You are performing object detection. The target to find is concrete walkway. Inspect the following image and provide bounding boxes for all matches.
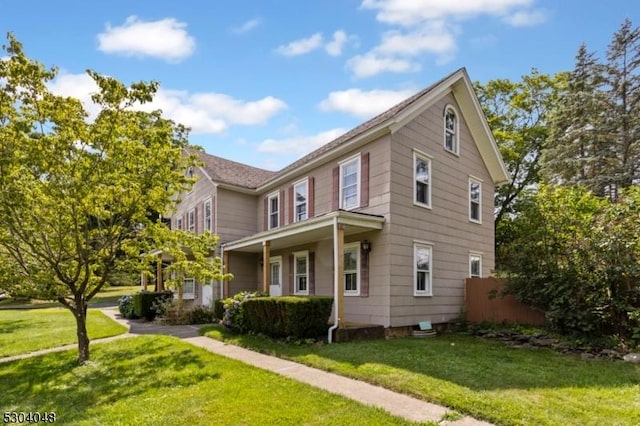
[2,307,492,425]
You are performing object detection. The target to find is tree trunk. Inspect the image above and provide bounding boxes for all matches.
[73,302,90,364]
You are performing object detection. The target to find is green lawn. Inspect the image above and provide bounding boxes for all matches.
[0,285,141,309]
[0,308,127,357]
[203,326,640,426]
[0,336,414,426]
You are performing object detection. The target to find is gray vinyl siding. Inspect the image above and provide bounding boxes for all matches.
[216,188,258,243]
[387,92,495,327]
[227,252,260,294]
[172,166,216,233]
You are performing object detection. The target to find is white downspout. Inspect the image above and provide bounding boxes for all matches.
[220,245,225,299]
[328,216,339,343]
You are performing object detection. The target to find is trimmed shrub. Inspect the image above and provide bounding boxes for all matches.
[243,296,333,338]
[186,305,217,324]
[133,290,173,321]
[118,294,138,319]
[222,291,264,333]
[213,299,225,321]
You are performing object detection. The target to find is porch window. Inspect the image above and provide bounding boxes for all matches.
[444,105,459,154]
[340,156,360,210]
[188,208,195,232]
[414,243,432,296]
[470,253,482,278]
[293,251,309,295]
[183,277,195,299]
[294,180,308,222]
[469,177,482,223]
[268,192,280,230]
[344,242,360,296]
[414,150,431,208]
[203,198,212,232]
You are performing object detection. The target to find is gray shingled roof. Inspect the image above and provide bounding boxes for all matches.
[192,149,276,189]
[194,69,461,190]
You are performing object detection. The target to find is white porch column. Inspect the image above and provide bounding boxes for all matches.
[262,240,270,294]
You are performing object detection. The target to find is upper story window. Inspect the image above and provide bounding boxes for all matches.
[188,208,195,232]
[413,150,432,208]
[469,253,482,278]
[203,199,212,232]
[469,177,482,223]
[344,242,361,296]
[176,217,183,231]
[293,251,309,295]
[340,155,360,210]
[414,243,433,296]
[444,105,459,154]
[294,180,308,222]
[268,192,280,230]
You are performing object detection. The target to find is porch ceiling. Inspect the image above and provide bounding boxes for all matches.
[222,210,385,253]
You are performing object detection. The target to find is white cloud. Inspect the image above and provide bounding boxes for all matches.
[258,128,347,156]
[503,9,547,27]
[232,18,262,35]
[360,0,533,26]
[325,30,349,56]
[275,33,324,56]
[97,16,196,62]
[376,25,456,56]
[347,53,419,79]
[48,72,287,134]
[319,88,415,119]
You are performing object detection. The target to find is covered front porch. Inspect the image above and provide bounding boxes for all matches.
[221,210,385,333]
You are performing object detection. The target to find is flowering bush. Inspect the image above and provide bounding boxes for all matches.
[118,295,138,319]
[222,291,265,333]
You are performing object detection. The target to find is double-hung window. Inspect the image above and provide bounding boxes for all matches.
[344,242,360,296]
[203,199,212,232]
[469,253,482,278]
[188,209,195,232]
[340,156,360,210]
[294,180,308,222]
[293,251,309,295]
[469,177,482,223]
[268,193,279,230]
[176,217,183,230]
[444,106,459,154]
[414,150,431,208]
[414,243,432,296]
[183,277,195,299]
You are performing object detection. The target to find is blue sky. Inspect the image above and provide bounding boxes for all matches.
[2,0,638,170]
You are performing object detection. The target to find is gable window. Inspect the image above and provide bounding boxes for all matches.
[294,180,308,222]
[414,243,432,296]
[176,217,183,231]
[340,156,360,210]
[203,199,212,232]
[413,150,432,208]
[344,242,361,296]
[293,251,309,295]
[470,253,482,278]
[188,209,195,232]
[444,105,459,154]
[268,193,280,230]
[469,177,482,223]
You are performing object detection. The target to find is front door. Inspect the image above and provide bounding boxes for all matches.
[269,257,282,296]
[202,281,213,306]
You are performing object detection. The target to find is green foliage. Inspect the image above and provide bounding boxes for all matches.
[213,298,225,320]
[133,291,173,321]
[243,296,334,338]
[185,305,217,324]
[221,291,266,333]
[502,185,640,337]
[117,295,138,319]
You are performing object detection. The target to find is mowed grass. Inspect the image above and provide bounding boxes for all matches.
[0,336,413,426]
[0,308,127,357]
[0,285,141,309]
[203,326,640,426]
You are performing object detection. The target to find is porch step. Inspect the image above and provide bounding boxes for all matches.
[332,323,385,342]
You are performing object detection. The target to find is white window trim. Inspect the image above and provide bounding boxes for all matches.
[293,179,309,223]
[182,277,195,300]
[413,149,432,209]
[339,154,361,211]
[293,250,309,296]
[443,104,459,155]
[343,242,361,296]
[267,192,280,230]
[203,198,212,232]
[187,208,196,232]
[414,243,433,297]
[269,256,283,287]
[176,217,183,231]
[469,252,483,278]
[469,177,482,224]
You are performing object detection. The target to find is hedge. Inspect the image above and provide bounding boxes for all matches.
[242,296,333,338]
[133,290,173,321]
